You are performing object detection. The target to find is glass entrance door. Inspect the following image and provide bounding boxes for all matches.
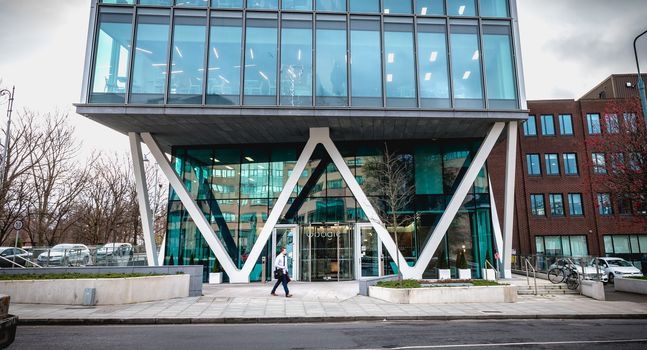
[300,224,354,281]
[355,223,383,278]
[272,225,298,281]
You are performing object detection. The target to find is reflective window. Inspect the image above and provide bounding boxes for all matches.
[350,0,380,13]
[549,193,564,216]
[526,154,540,175]
[447,0,476,16]
[450,23,483,108]
[384,21,416,107]
[350,18,382,107]
[175,0,209,6]
[139,0,172,5]
[212,0,243,8]
[316,0,346,12]
[315,15,348,106]
[207,13,242,105]
[563,153,578,175]
[282,0,312,10]
[568,193,583,216]
[624,112,638,132]
[592,153,606,174]
[383,0,412,14]
[559,114,573,135]
[483,24,516,109]
[130,12,170,104]
[540,114,554,135]
[545,153,559,175]
[280,16,313,106]
[530,194,544,216]
[417,22,450,108]
[240,150,270,198]
[416,0,445,16]
[587,113,601,134]
[480,0,509,17]
[523,115,536,136]
[102,0,134,3]
[90,10,132,103]
[169,13,207,104]
[605,114,620,134]
[597,193,613,215]
[244,15,278,105]
[247,0,278,9]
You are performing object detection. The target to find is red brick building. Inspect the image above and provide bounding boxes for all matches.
[490,74,647,270]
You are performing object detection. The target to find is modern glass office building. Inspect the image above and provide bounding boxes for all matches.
[77,0,527,283]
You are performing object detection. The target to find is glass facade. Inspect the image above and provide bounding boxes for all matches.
[89,1,520,109]
[536,235,588,257]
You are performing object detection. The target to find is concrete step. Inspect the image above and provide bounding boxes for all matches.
[518,289,579,295]
[516,285,571,290]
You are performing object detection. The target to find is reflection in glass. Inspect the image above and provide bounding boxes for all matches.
[247,0,278,9]
[315,16,348,106]
[102,0,134,3]
[239,199,268,268]
[90,11,132,103]
[175,0,209,6]
[416,0,444,15]
[207,15,242,105]
[480,0,509,17]
[130,13,170,104]
[447,0,476,16]
[384,22,417,107]
[383,0,412,14]
[282,0,312,10]
[483,25,517,109]
[417,23,450,108]
[210,148,240,199]
[350,18,382,107]
[450,23,483,109]
[211,0,243,7]
[240,150,270,198]
[315,0,346,12]
[280,18,313,106]
[350,0,379,13]
[139,0,172,5]
[270,147,298,198]
[169,14,206,104]
[244,16,278,105]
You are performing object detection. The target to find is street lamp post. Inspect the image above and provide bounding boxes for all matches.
[0,86,15,186]
[634,30,647,125]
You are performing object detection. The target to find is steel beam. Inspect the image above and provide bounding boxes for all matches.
[502,121,518,278]
[129,133,158,266]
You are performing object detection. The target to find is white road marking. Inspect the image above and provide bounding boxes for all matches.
[347,338,647,350]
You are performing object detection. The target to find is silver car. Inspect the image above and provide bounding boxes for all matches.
[37,244,91,266]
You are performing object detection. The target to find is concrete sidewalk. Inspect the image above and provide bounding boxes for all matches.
[11,278,647,325]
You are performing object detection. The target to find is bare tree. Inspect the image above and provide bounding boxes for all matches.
[363,144,415,281]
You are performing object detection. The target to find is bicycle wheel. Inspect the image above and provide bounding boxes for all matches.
[566,271,580,290]
[548,268,565,284]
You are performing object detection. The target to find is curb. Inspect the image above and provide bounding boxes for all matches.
[17,313,647,325]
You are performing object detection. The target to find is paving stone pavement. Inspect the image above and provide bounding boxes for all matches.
[10,278,647,324]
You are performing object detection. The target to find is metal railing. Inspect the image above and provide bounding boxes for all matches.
[523,257,538,295]
[1,245,156,269]
[483,259,498,280]
[512,255,607,282]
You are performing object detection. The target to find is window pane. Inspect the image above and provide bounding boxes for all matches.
[447,0,475,16]
[244,16,278,105]
[282,0,312,10]
[613,236,630,254]
[350,0,380,13]
[450,24,483,108]
[212,0,243,8]
[139,1,172,6]
[417,0,445,15]
[561,236,571,256]
[544,236,561,255]
[168,14,206,104]
[531,194,544,216]
[587,113,601,134]
[102,0,134,3]
[603,236,614,253]
[605,114,620,134]
[535,236,544,254]
[384,22,416,107]
[549,194,564,216]
[247,0,278,9]
[568,193,583,216]
[526,154,540,175]
[570,236,588,256]
[523,116,537,136]
[545,154,559,175]
[211,148,241,199]
[90,11,132,103]
[315,0,346,12]
[639,236,647,254]
[350,18,382,107]
[207,15,242,105]
[563,153,578,175]
[483,25,516,109]
[280,18,313,106]
[418,23,450,108]
[383,0,412,14]
[559,114,573,135]
[240,150,269,198]
[541,115,555,135]
[315,16,348,106]
[480,0,509,17]
[592,153,606,174]
[597,193,612,215]
[176,0,209,6]
[624,112,638,133]
[415,145,443,194]
[130,13,170,104]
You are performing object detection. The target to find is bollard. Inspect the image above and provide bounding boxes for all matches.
[261,256,267,283]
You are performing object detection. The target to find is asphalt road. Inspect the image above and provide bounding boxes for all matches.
[8,319,647,350]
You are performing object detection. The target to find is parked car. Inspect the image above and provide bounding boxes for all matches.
[95,243,132,265]
[37,244,91,266]
[0,247,33,268]
[549,259,608,283]
[592,257,644,283]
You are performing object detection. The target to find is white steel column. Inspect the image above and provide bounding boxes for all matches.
[488,176,504,268]
[129,133,158,266]
[502,121,518,278]
[409,122,505,279]
[141,133,243,281]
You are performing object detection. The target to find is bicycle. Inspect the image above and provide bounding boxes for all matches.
[547,258,580,290]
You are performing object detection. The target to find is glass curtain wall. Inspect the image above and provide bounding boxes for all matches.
[383,0,412,14]
[450,21,483,109]
[90,8,132,103]
[315,15,348,106]
[176,0,210,6]
[140,0,172,4]
[447,0,476,16]
[212,0,243,8]
[283,0,312,10]
[417,20,450,108]
[129,10,170,104]
[384,20,417,107]
[247,0,278,9]
[483,23,516,109]
[207,12,243,105]
[168,11,207,104]
[316,0,346,12]
[350,17,382,107]
[480,0,509,17]
[280,15,313,106]
[350,0,380,13]
[416,0,445,16]
[244,13,278,105]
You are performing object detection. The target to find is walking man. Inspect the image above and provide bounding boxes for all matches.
[271,247,292,297]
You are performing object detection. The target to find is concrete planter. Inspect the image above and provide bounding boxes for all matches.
[482,269,496,281]
[579,280,605,300]
[615,277,647,295]
[458,269,471,280]
[369,285,517,304]
[438,269,451,280]
[209,272,223,284]
[0,274,190,305]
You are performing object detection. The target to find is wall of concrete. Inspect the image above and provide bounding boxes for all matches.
[369,285,518,304]
[615,278,647,295]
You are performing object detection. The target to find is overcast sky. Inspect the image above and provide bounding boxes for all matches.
[0,0,646,156]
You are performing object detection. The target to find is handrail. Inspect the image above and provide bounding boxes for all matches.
[484,259,497,280]
[15,255,42,268]
[0,255,26,268]
[523,257,538,295]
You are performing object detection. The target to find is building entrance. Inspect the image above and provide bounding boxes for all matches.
[300,224,354,281]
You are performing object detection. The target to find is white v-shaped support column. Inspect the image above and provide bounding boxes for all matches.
[488,176,504,264]
[129,133,158,266]
[502,121,518,278]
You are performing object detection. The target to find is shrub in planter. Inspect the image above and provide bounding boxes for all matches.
[437,252,451,280]
[457,250,471,280]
